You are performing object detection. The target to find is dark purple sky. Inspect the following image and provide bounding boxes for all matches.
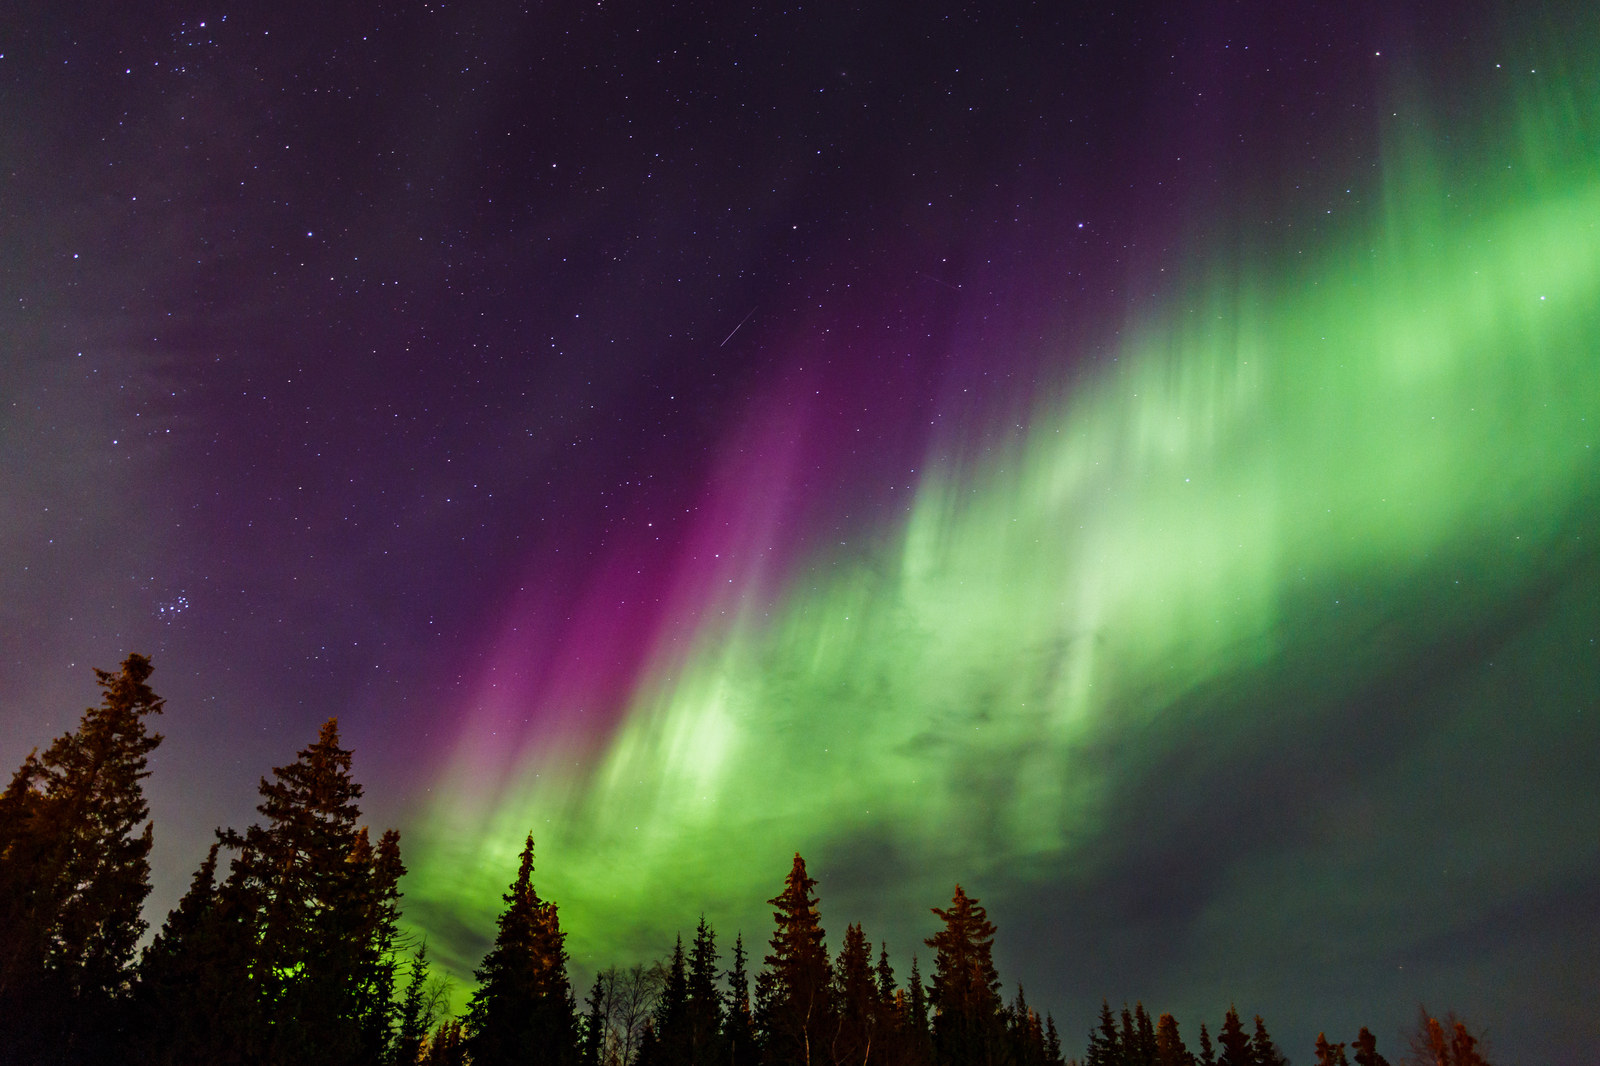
[3,2,1597,1062]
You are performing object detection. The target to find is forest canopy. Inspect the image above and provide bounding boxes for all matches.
[0,658,1490,1066]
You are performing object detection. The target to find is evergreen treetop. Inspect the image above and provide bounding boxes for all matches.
[1216,1008,1252,1066]
[755,853,833,1066]
[466,833,577,1066]
[925,885,1003,1066]
[1251,1016,1288,1066]
[1083,1001,1120,1066]
[0,654,165,1062]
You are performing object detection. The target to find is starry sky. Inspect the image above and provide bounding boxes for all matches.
[2,0,1598,1061]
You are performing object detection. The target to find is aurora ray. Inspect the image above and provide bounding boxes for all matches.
[404,31,1600,1022]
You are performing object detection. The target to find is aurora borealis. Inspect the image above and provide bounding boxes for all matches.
[2,0,1597,1060]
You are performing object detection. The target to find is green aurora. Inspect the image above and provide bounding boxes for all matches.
[406,58,1600,998]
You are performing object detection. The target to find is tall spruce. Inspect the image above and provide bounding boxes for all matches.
[1083,1001,1120,1066]
[134,842,246,1064]
[874,945,897,1008]
[1250,1017,1287,1066]
[0,654,164,1064]
[903,956,933,1066]
[754,854,833,1066]
[688,918,726,1066]
[394,946,437,1066]
[1350,1028,1389,1066]
[423,1019,468,1066]
[924,885,1003,1066]
[726,935,758,1066]
[645,937,691,1066]
[1154,1013,1191,1066]
[1132,1005,1157,1066]
[466,833,578,1066]
[834,923,878,1066]
[197,717,405,1065]
[1216,1009,1251,1066]
[1003,986,1046,1066]
[1312,1035,1347,1066]
[582,973,610,1066]
[1045,1015,1064,1066]
[873,945,903,1066]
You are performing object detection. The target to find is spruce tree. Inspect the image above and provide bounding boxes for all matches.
[1250,1017,1287,1066]
[1196,1024,1216,1066]
[204,718,405,1065]
[688,918,726,1066]
[1044,1015,1065,1066]
[1083,1001,1120,1066]
[0,653,165,1063]
[1154,1013,1191,1066]
[1312,1035,1347,1066]
[754,854,833,1066]
[924,885,1003,1066]
[646,937,691,1066]
[394,945,437,1066]
[875,945,897,1007]
[135,842,245,1064]
[873,945,902,1066]
[725,935,758,1066]
[1003,986,1045,1066]
[903,956,933,1066]
[1216,1009,1251,1066]
[582,973,610,1066]
[1132,1005,1157,1066]
[834,923,878,1066]
[466,833,578,1066]
[423,1019,468,1066]
[1350,1028,1388,1066]
[1406,1011,1491,1066]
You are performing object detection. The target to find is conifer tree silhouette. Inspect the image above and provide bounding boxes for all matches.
[925,885,1003,1066]
[903,955,933,1066]
[1216,1009,1252,1066]
[755,854,833,1066]
[834,923,878,1066]
[1083,1001,1120,1066]
[1003,986,1047,1066]
[213,718,405,1065]
[1251,1016,1288,1066]
[645,936,691,1066]
[1044,1015,1064,1066]
[422,1018,468,1066]
[0,654,164,1064]
[1405,1008,1492,1066]
[395,945,438,1066]
[726,935,758,1066]
[688,918,726,1066]
[1132,1004,1157,1066]
[466,833,578,1066]
[1154,1012,1192,1066]
[1314,1033,1349,1066]
[1195,1023,1216,1066]
[582,973,610,1066]
[1350,1027,1389,1066]
[135,842,244,1064]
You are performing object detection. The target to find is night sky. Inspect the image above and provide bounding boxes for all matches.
[3,0,1598,1061]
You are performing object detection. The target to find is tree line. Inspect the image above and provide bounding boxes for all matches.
[0,657,1493,1066]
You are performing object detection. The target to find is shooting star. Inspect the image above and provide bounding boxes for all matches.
[720,306,758,347]
[918,272,961,291]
